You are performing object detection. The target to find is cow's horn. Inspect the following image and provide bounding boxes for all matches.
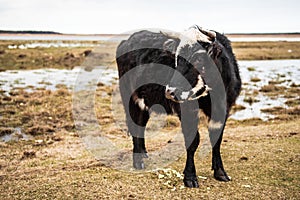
[195,25,216,41]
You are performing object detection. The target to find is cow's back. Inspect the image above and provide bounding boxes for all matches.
[116,30,179,77]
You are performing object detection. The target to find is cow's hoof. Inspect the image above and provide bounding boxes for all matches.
[214,168,231,182]
[133,161,144,169]
[133,153,146,169]
[183,177,199,188]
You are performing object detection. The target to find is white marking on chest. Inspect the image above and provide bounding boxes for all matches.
[135,98,148,111]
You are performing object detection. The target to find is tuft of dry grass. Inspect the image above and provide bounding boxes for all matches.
[250,77,261,82]
[0,88,74,137]
[260,84,286,93]
[232,41,300,60]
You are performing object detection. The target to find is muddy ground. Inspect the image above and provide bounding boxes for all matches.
[0,39,300,199]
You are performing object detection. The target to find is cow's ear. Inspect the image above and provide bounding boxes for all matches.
[208,41,223,61]
[163,39,178,53]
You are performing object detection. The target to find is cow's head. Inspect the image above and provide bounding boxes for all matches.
[165,25,217,103]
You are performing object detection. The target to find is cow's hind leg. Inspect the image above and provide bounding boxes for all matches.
[207,114,231,182]
[127,98,150,169]
[209,121,231,181]
[201,96,231,182]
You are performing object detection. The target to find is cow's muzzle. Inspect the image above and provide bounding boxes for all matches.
[165,84,211,103]
[165,85,183,103]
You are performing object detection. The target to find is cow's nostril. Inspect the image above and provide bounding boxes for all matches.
[165,85,177,100]
[165,89,176,99]
[166,89,174,96]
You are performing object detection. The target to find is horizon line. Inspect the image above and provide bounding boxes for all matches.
[1,30,300,36]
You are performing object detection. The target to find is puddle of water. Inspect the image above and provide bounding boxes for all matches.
[8,42,100,49]
[230,59,300,121]
[238,60,300,89]
[0,67,118,94]
[0,35,127,41]
[0,60,299,121]
[232,93,288,120]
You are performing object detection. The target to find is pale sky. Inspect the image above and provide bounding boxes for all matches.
[0,0,299,34]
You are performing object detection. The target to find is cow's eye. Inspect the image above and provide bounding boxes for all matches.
[197,41,210,50]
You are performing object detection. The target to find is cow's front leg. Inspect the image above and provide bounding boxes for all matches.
[132,136,148,169]
[183,131,200,187]
[127,100,150,170]
[181,108,200,188]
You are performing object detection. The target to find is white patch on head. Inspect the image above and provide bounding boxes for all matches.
[208,120,223,130]
[175,26,216,67]
[135,98,148,111]
[180,91,190,100]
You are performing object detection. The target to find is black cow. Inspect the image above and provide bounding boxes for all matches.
[116,25,241,188]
